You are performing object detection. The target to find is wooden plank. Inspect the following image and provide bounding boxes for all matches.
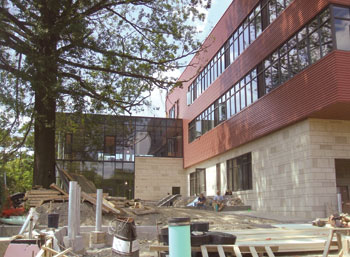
[200,245,209,257]
[27,190,61,195]
[81,191,111,214]
[61,168,74,181]
[249,246,259,257]
[217,245,226,257]
[265,246,275,257]
[53,247,72,257]
[150,245,279,254]
[50,183,68,196]
[233,245,242,257]
[41,246,70,257]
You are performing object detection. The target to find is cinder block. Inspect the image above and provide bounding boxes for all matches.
[90,231,106,248]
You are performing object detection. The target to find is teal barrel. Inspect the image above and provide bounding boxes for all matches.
[168,217,191,257]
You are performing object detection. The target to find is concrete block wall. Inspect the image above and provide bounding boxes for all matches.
[185,119,350,219]
[134,157,186,201]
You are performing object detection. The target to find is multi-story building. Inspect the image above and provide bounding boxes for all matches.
[166,0,350,218]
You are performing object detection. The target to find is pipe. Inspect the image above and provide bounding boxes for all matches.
[168,217,191,257]
[96,189,103,232]
[68,181,77,240]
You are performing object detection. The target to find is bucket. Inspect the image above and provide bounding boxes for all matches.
[111,217,139,257]
[48,213,59,228]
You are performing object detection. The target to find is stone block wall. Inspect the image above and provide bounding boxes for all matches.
[134,157,186,201]
[185,119,350,219]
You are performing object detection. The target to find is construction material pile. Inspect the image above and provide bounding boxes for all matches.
[312,213,350,228]
[329,213,350,228]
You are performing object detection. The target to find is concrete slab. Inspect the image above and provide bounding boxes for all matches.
[229,210,312,223]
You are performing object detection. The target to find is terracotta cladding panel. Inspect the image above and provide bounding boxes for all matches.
[178,0,335,121]
[167,0,259,115]
[184,52,350,168]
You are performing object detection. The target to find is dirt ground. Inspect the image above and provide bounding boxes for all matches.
[35,202,277,230]
[34,201,279,256]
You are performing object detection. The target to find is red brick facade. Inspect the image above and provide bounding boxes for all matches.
[166,0,350,168]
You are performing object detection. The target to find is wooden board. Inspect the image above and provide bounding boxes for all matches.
[50,183,68,196]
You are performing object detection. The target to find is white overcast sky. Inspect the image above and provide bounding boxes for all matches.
[131,0,233,118]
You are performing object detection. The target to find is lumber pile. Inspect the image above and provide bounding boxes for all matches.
[24,187,68,207]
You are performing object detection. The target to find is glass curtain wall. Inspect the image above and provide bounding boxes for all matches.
[56,114,183,198]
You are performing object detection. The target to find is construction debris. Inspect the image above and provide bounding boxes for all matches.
[329,213,350,228]
[24,188,68,207]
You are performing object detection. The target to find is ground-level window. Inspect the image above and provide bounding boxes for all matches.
[190,168,206,195]
[227,153,252,191]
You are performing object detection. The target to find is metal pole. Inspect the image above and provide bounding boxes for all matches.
[337,193,342,213]
[76,185,81,235]
[96,189,103,232]
[68,181,77,240]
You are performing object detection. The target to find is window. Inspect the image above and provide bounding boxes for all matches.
[190,169,206,196]
[169,105,175,119]
[227,153,252,191]
[167,138,176,157]
[186,0,293,106]
[104,136,116,155]
[334,6,350,51]
[65,133,73,155]
[188,7,334,144]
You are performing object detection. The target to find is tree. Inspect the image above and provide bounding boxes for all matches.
[0,0,210,188]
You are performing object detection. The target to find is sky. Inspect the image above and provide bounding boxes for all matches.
[131,0,233,118]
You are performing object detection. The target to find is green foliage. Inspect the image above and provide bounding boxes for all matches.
[0,0,210,186]
[2,152,33,194]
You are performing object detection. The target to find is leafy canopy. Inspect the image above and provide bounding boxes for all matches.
[0,0,210,160]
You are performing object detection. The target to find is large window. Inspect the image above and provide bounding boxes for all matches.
[227,153,252,192]
[261,7,332,94]
[187,0,293,106]
[188,7,334,143]
[190,169,206,196]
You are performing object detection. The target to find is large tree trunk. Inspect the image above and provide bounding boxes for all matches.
[33,88,56,188]
[32,26,59,188]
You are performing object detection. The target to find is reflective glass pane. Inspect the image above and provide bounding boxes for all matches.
[235,88,240,112]
[333,6,350,19]
[276,0,284,16]
[252,78,258,102]
[289,47,299,75]
[103,162,115,179]
[264,67,273,93]
[244,26,250,48]
[256,14,262,36]
[309,31,321,63]
[298,39,309,69]
[240,87,246,110]
[280,54,289,83]
[269,0,277,24]
[335,19,350,51]
[321,21,333,56]
[230,96,235,115]
[246,82,252,106]
[250,20,256,42]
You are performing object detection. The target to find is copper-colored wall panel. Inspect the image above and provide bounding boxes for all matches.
[166,0,350,168]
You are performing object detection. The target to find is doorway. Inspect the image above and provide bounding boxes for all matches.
[335,159,350,213]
